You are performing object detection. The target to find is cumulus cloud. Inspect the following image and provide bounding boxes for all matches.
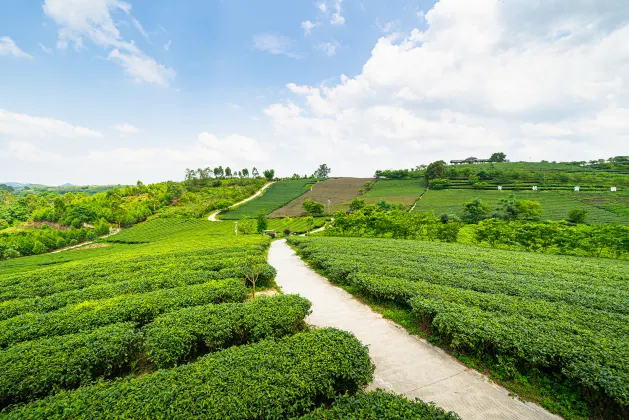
[330,0,345,25]
[264,0,629,174]
[0,109,103,138]
[42,0,175,86]
[253,34,301,58]
[0,140,63,163]
[301,20,317,36]
[0,36,32,58]
[317,41,340,56]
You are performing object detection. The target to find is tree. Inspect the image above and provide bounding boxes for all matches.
[94,218,111,236]
[516,200,543,220]
[303,199,325,216]
[475,219,512,247]
[263,169,275,181]
[462,199,491,223]
[256,214,268,233]
[489,152,507,163]
[568,209,588,224]
[305,216,315,235]
[425,161,446,180]
[237,171,242,178]
[252,167,260,178]
[225,167,232,178]
[349,197,366,211]
[214,166,224,178]
[313,164,331,179]
[242,168,249,178]
[241,255,266,299]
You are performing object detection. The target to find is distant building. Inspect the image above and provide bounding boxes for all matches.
[450,156,490,165]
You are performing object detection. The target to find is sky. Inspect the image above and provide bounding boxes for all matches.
[1,0,628,185]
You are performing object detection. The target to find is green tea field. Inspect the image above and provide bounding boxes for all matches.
[359,179,426,207]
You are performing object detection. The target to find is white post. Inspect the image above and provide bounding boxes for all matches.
[328,199,331,214]
[574,186,580,192]
[498,186,502,191]
[611,187,617,192]
[234,221,238,235]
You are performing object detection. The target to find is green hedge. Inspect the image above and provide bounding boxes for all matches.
[299,390,460,419]
[144,294,312,368]
[0,279,248,348]
[2,328,374,419]
[0,323,140,408]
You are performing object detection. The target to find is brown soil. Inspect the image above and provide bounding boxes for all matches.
[26,221,69,230]
[76,243,110,250]
[269,178,374,217]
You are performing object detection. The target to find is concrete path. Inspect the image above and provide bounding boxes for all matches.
[269,240,559,420]
[208,182,275,222]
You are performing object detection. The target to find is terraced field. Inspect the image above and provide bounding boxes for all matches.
[414,189,629,224]
[289,236,629,418]
[269,178,374,217]
[359,179,426,207]
[220,179,316,220]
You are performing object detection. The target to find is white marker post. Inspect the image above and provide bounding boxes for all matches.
[234,221,238,235]
[532,186,538,191]
[611,187,617,192]
[574,186,580,192]
[498,186,503,191]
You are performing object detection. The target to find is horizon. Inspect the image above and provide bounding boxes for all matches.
[2,0,629,185]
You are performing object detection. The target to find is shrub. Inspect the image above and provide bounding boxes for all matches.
[144,295,312,368]
[0,279,248,348]
[256,214,268,233]
[568,209,588,224]
[0,323,140,408]
[303,199,325,216]
[301,390,460,419]
[3,329,374,419]
[429,178,449,190]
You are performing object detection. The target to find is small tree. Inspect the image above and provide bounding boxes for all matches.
[94,218,111,236]
[516,200,543,220]
[225,167,232,178]
[349,197,366,211]
[263,169,275,181]
[241,255,266,299]
[489,152,507,163]
[242,168,249,178]
[252,167,259,178]
[256,214,268,233]
[425,161,446,180]
[462,199,491,223]
[313,164,331,179]
[568,209,588,224]
[303,199,325,216]
[283,217,293,235]
[305,216,314,235]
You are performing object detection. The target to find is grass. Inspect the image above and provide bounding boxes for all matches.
[414,189,629,224]
[220,179,316,220]
[269,178,373,217]
[358,179,427,208]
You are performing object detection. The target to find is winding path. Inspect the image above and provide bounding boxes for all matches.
[269,240,559,420]
[207,182,275,222]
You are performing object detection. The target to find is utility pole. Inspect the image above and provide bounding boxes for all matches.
[327,199,331,215]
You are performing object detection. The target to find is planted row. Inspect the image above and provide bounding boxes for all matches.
[0,295,312,407]
[300,390,460,419]
[0,279,248,348]
[2,328,374,419]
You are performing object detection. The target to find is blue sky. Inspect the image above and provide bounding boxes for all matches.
[1,0,628,185]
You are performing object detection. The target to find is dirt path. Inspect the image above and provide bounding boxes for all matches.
[50,228,121,254]
[268,240,559,420]
[208,182,275,222]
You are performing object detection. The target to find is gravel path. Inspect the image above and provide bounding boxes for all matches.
[269,239,559,420]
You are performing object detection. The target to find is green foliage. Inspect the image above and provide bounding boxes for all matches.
[429,178,449,190]
[461,199,491,223]
[301,390,460,419]
[263,169,275,181]
[568,209,588,224]
[3,328,374,419]
[489,152,507,163]
[425,161,446,180]
[289,236,629,415]
[313,164,332,179]
[0,323,140,407]
[303,199,325,216]
[256,214,268,233]
[221,179,316,220]
[349,197,366,211]
[144,295,311,368]
[93,218,111,236]
[0,279,248,348]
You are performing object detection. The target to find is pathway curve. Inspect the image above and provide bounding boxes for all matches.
[208,182,275,222]
[269,240,559,420]
[50,228,121,254]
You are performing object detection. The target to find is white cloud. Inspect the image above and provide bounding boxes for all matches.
[262,0,629,173]
[317,2,327,13]
[39,42,54,54]
[301,20,317,36]
[0,109,103,138]
[108,49,175,87]
[0,140,63,163]
[317,41,340,56]
[113,123,139,135]
[0,37,32,58]
[253,34,300,58]
[42,0,175,86]
[330,0,345,25]
[164,40,171,51]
